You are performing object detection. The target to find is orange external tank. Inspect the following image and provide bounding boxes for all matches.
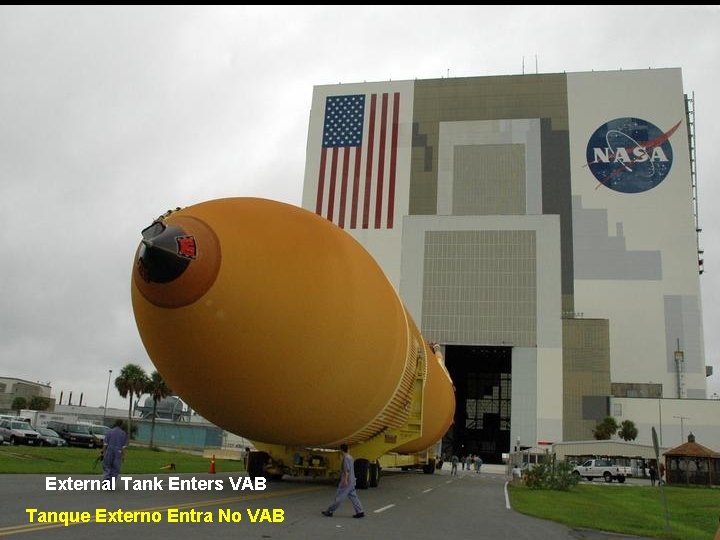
[131,197,454,450]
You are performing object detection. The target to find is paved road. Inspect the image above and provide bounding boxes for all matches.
[0,466,654,539]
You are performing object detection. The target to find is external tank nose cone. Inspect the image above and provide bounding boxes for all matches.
[137,222,194,284]
[132,212,221,309]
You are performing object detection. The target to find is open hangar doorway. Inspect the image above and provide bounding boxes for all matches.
[441,345,512,464]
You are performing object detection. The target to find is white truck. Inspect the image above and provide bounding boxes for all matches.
[20,409,78,429]
[573,458,632,483]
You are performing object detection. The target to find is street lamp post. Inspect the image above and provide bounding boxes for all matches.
[103,369,112,424]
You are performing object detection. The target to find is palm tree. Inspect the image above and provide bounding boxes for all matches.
[145,370,172,448]
[618,419,639,441]
[592,416,619,440]
[115,363,149,439]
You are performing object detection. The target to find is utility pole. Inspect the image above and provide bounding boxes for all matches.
[103,369,112,424]
[673,415,689,443]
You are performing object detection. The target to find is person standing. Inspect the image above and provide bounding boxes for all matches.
[322,444,364,518]
[450,455,459,476]
[649,463,657,486]
[102,419,128,483]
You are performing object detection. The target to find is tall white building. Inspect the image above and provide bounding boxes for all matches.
[302,68,712,459]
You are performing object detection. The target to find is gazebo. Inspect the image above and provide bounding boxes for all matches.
[663,433,720,486]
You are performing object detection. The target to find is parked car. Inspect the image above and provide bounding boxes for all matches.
[0,419,41,445]
[33,427,68,447]
[45,421,94,448]
[88,425,110,448]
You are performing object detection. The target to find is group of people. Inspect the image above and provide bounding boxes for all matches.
[448,454,482,475]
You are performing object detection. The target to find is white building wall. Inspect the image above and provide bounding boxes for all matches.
[612,397,720,451]
[511,347,538,450]
[302,80,415,286]
[567,69,705,397]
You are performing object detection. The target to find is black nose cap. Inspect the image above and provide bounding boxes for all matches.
[137,221,194,283]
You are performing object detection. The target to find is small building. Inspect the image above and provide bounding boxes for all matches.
[663,433,720,486]
[0,377,54,412]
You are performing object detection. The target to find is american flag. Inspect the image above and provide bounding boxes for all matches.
[315,92,400,229]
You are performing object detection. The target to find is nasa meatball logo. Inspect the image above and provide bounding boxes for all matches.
[586,117,682,193]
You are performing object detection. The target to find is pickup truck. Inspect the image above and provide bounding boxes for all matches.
[573,459,632,483]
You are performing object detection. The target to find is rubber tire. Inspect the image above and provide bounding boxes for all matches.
[355,458,370,489]
[10,436,17,445]
[369,462,380,487]
[423,458,436,474]
[247,451,269,479]
[617,476,626,483]
[603,472,612,483]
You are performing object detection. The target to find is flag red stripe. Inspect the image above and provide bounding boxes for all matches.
[315,147,328,215]
[387,92,400,228]
[327,148,339,222]
[338,147,350,228]
[362,94,377,229]
[374,93,389,229]
[350,147,362,229]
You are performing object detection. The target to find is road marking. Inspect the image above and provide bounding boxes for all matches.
[422,488,432,493]
[503,481,511,510]
[0,485,322,537]
[374,504,395,513]
[445,480,452,484]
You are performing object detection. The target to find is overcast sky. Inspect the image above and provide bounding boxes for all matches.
[1,6,719,411]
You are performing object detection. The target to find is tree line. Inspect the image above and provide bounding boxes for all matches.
[593,416,638,441]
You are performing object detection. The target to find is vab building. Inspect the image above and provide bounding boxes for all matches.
[301,68,718,461]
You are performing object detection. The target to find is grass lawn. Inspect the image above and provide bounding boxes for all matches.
[0,444,244,474]
[509,483,720,540]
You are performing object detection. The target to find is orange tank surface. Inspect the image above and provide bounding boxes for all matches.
[393,339,456,454]
[131,197,454,449]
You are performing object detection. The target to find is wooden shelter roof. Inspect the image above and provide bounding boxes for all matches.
[664,439,720,458]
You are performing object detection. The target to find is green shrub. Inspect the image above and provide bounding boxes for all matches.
[523,458,579,491]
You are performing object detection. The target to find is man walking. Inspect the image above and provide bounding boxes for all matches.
[322,444,364,518]
[102,419,128,482]
[451,454,459,475]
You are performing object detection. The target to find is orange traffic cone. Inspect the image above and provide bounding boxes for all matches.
[209,454,216,474]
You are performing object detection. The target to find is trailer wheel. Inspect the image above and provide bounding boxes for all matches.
[423,458,436,474]
[355,458,370,489]
[247,451,269,479]
[369,462,380,487]
[617,476,625,483]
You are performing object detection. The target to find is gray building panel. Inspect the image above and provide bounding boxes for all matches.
[422,230,537,347]
[665,295,705,383]
[573,196,662,280]
[452,144,526,216]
